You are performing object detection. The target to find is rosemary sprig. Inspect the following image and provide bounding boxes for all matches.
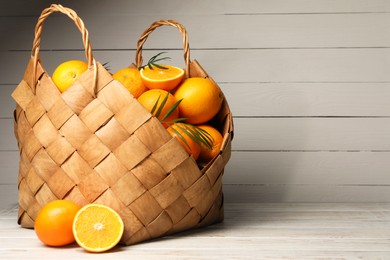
[139,52,171,70]
[160,98,182,122]
[152,92,214,151]
[150,92,167,118]
[169,123,191,149]
[139,52,214,152]
[174,122,213,151]
[102,62,111,71]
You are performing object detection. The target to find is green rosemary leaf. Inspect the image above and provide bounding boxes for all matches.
[149,52,163,62]
[180,124,203,146]
[169,122,215,152]
[176,123,208,149]
[181,123,214,150]
[151,63,169,70]
[154,92,169,118]
[161,99,183,122]
[150,94,161,115]
[102,62,111,71]
[163,118,188,128]
[196,127,214,150]
[152,52,167,59]
[170,117,188,122]
[170,124,191,149]
[153,57,171,63]
[139,52,171,70]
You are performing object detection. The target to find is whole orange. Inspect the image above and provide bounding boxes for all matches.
[113,67,148,98]
[52,60,88,93]
[138,89,179,128]
[174,77,223,124]
[34,200,80,247]
[167,123,201,160]
[197,124,224,163]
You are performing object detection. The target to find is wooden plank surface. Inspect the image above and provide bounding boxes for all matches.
[0,203,389,259]
[2,13,390,51]
[0,185,17,210]
[222,82,390,117]
[224,151,390,185]
[2,0,390,16]
[233,117,390,151]
[1,49,390,84]
[223,185,390,203]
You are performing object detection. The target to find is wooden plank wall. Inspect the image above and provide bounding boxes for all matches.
[0,0,389,207]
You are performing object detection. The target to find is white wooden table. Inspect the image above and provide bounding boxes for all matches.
[1,203,389,259]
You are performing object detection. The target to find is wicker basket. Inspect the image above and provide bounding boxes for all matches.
[12,4,233,245]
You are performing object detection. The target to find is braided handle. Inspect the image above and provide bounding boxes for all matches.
[31,4,96,92]
[135,20,190,77]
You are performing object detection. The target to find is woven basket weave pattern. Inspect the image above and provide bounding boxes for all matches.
[12,5,233,246]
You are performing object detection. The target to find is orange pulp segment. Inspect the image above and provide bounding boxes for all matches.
[72,204,124,253]
[140,65,184,91]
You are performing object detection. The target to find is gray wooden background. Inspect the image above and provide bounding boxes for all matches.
[1,0,390,208]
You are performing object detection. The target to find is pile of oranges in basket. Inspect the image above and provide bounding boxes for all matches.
[52,53,224,164]
[34,54,225,253]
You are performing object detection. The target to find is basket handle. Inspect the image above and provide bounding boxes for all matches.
[31,4,96,94]
[135,20,190,78]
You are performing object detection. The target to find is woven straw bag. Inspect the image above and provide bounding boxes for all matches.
[12,4,233,246]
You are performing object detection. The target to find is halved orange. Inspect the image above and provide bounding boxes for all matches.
[72,204,124,253]
[140,64,184,91]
